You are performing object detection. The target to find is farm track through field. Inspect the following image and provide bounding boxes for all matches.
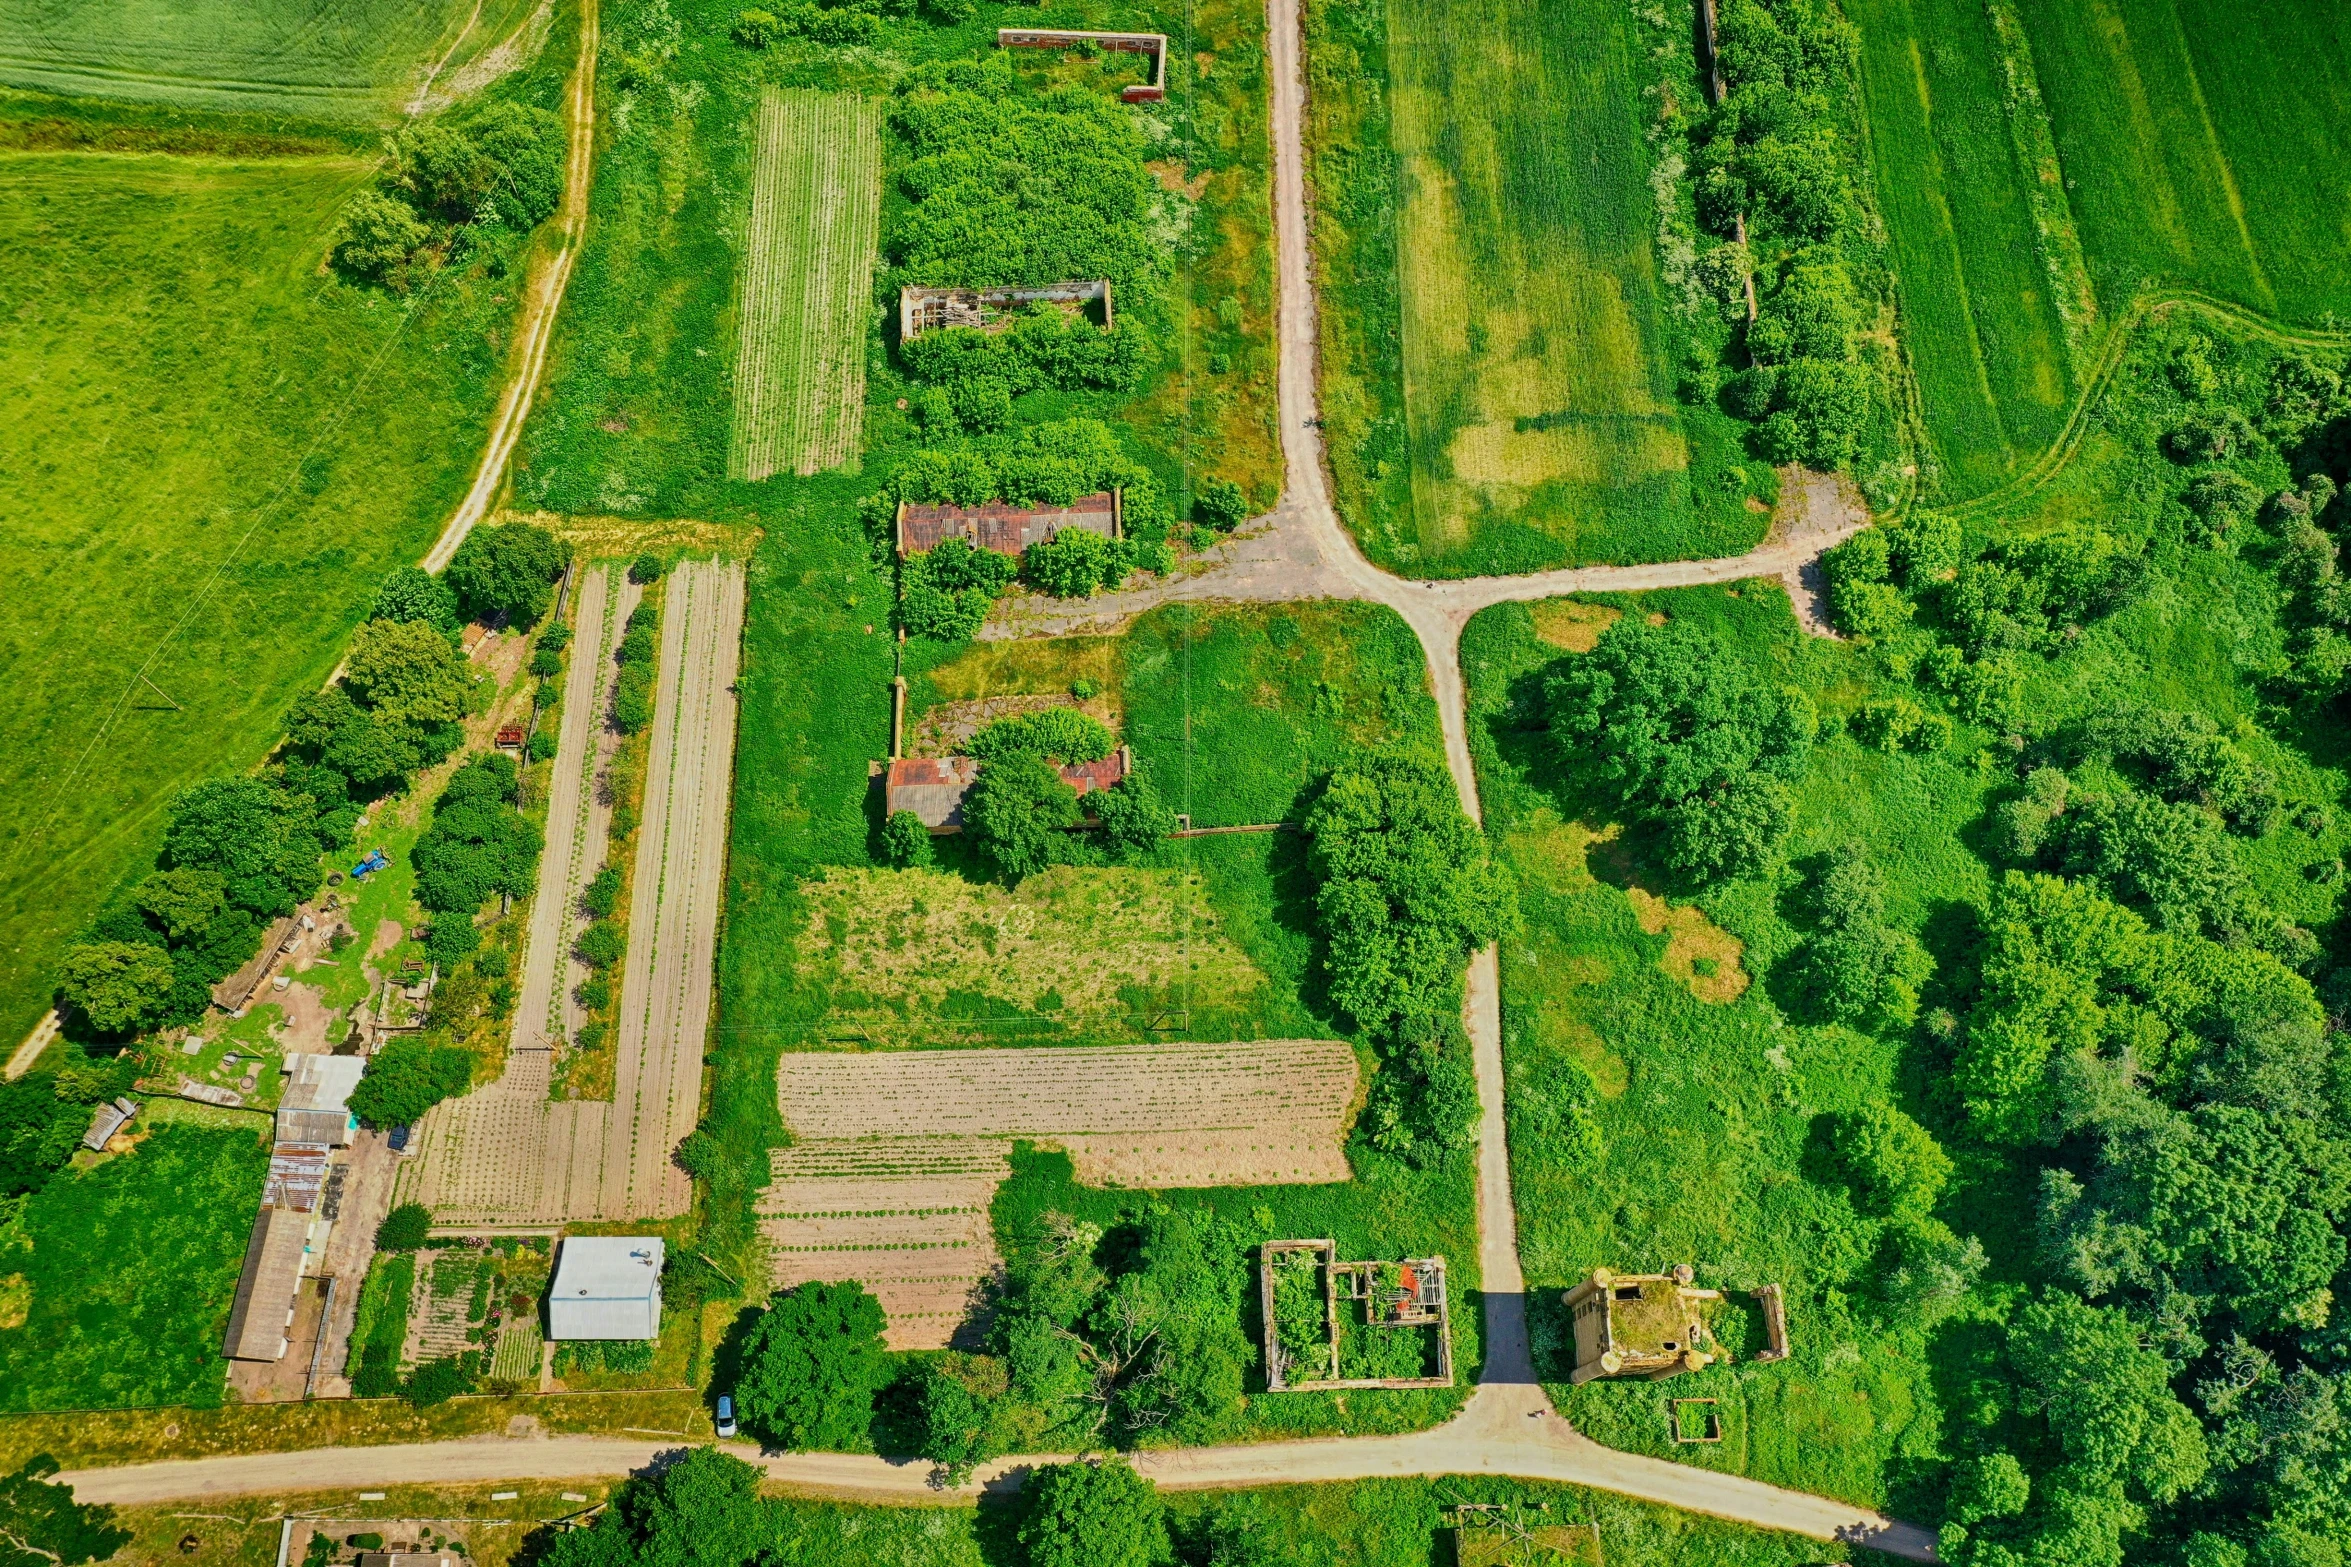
[420,0,596,572]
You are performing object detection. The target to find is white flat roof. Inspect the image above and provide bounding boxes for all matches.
[548,1236,664,1340]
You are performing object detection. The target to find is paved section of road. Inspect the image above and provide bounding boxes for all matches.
[420,0,599,573]
[397,560,743,1224]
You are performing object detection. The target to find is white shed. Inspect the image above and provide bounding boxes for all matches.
[548,1236,664,1340]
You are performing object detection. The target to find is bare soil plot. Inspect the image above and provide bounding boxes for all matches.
[765,1039,1358,1347]
[728,87,884,480]
[802,865,1267,1045]
[399,561,745,1224]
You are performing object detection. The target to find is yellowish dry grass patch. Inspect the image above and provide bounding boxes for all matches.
[504,509,765,561]
[1624,887,1750,1004]
[802,866,1268,1044]
[1529,600,1622,652]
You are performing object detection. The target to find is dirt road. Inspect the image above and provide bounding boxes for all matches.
[420,0,599,573]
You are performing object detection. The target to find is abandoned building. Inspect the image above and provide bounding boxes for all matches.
[1563,1264,1727,1384]
[996,28,1167,101]
[898,279,1112,341]
[80,1095,139,1151]
[895,490,1121,557]
[884,747,1130,833]
[1259,1238,1455,1392]
[276,1051,364,1146]
[221,1143,332,1362]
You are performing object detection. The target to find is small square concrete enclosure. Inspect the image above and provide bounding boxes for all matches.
[548,1236,664,1339]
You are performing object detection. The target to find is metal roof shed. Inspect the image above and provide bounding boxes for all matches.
[275,1053,364,1146]
[222,1206,311,1361]
[548,1237,664,1340]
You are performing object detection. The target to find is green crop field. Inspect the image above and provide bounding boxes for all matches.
[0,150,514,1042]
[0,0,542,119]
[1308,0,1771,577]
[728,87,882,482]
[1851,0,2077,498]
[2015,0,2351,322]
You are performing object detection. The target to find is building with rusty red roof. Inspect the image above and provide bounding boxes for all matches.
[895,492,1120,557]
[885,748,1130,833]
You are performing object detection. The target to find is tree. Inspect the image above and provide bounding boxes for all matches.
[0,1079,82,1198]
[371,567,460,637]
[575,923,625,970]
[133,866,226,942]
[444,521,571,626]
[57,941,175,1034]
[899,539,1016,641]
[1547,618,1812,882]
[2006,1294,2209,1505]
[0,1456,132,1567]
[964,753,1082,882]
[375,1203,433,1251]
[344,618,469,728]
[332,190,430,282]
[414,755,542,916]
[882,809,935,868]
[916,1353,1007,1483]
[1307,750,1515,1036]
[348,1039,473,1127]
[541,1448,770,1567]
[1950,1452,2031,1525]
[467,102,567,227]
[628,551,664,585]
[1801,844,1932,1030]
[1093,772,1174,859]
[164,776,320,916]
[1019,1459,1170,1567]
[735,1281,891,1449]
[1831,1099,1950,1220]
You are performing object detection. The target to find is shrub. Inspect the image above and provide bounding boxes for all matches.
[628,552,664,585]
[2182,468,2260,546]
[404,1356,472,1406]
[1193,476,1250,530]
[582,867,622,919]
[527,727,557,762]
[1024,528,1114,598]
[730,8,778,46]
[1850,695,1950,753]
[882,810,935,868]
[575,923,625,970]
[376,1203,434,1250]
[1831,1099,1950,1218]
[898,538,1018,641]
[332,190,431,282]
[1802,844,1932,1030]
[969,708,1114,763]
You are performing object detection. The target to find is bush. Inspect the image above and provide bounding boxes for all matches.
[1801,844,1932,1030]
[527,727,557,762]
[575,923,625,970]
[1850,695,1950,753]
[969,708,1114,763]
[582,866,622,919]
[882,810,935,868]
[332,190,431,283]
[1194,476,1250,530]
[376,1203,433,1250]
[404,1356,472,1406]
[628,552,665,585]
[1024,528,1115,598]
[898,538,1018,642]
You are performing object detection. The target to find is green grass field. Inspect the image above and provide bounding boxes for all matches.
[2015,0,2351,322]
[0,1124,269,1412]
[0,0,541,119]
[1851,0,2076,498]
[1308,0,1769,577]
[0,149,523,1045]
